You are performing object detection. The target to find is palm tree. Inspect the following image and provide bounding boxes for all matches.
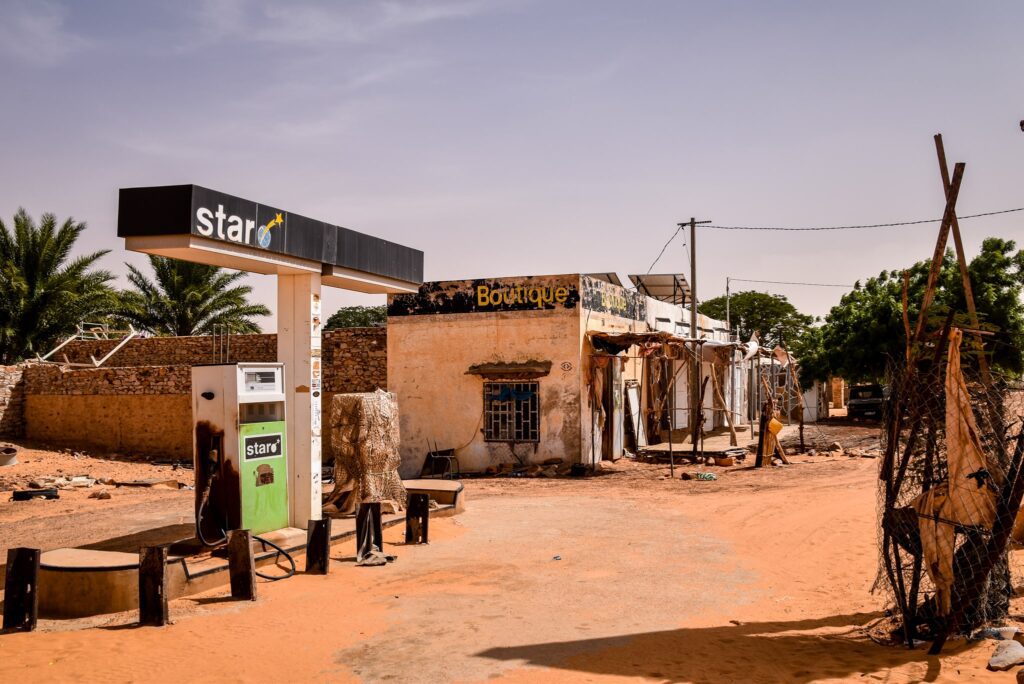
[118,255,270,336]
[0,209,115,364]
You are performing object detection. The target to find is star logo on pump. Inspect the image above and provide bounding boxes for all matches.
[258,213,283,248]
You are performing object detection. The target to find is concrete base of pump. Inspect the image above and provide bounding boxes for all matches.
[36,480,462,619]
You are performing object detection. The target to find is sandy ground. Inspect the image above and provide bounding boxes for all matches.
[1,425,1021,682]
[0,443,193,566]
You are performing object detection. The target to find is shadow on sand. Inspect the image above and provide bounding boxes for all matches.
[477,612,968,683]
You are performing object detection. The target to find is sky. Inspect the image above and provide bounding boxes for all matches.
[1,0,1023,329]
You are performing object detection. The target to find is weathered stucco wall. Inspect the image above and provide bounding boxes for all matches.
[388,275,583,477]
[23,365,192,458]
[0,365,26,438]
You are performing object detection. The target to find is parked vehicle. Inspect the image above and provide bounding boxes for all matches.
[847,384,886,419]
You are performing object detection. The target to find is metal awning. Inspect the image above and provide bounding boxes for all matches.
[586,272,623,287]
[628,273,691,304]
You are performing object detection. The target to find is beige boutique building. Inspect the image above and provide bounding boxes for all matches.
[386,273,741,477]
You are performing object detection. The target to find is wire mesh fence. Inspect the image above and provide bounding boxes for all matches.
[877,329,1024,652]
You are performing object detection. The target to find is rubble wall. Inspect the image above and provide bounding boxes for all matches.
[23,365,192,458]
[17,328,388,459]
[55,329,387,393]
[0,365,26,438]
[56,334,277,366]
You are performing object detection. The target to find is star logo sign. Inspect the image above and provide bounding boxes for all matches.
[257,213,283,248]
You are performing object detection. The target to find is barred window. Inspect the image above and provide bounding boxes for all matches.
[483,381,540,442]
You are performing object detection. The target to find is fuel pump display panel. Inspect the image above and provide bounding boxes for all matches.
[239,420,289,534]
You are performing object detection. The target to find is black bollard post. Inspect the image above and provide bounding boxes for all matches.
[3,547,40,632]
[228,529,256,600]
[138,545,169,626]
[405,493,430,544]
[355,502,383,563]
[305,518,332,574]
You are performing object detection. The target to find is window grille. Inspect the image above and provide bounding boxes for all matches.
[483,381,540,442]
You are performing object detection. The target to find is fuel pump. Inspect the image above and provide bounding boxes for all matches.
[192,363,294,578]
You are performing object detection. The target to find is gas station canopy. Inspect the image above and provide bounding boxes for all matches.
[118,184,423,294]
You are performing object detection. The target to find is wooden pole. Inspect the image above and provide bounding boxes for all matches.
[934,134,990,385]
[138,545,169,626]
[912,161,965,344]
[305,518,332,575]
[711,364,738,446]
[755,402,769,468]
[3,547,40,632]
[228,529,256,601]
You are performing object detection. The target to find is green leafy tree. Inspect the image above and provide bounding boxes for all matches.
[324,305,387,329]
[0,209,115,363]
[117,255,270,336]
[814,238,1024,384]
[699,290,814,348]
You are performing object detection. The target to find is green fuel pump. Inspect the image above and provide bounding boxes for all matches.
[192,363,290,537]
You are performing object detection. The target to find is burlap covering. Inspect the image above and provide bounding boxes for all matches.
[325,389,407,515]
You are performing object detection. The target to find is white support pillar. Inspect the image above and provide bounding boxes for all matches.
[277,273,323,529]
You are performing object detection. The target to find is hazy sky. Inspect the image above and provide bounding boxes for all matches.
[2,0,1023,329]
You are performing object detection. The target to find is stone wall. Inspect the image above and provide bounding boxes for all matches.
[57,334,276,367]
[23,365,193,458]
[23,364,191,395]
[16,328,388,459]
[322,327,387,393]
[0,365,25,438]
[55,329,388,393]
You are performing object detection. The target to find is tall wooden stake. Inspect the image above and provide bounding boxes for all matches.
[934,134,991,385]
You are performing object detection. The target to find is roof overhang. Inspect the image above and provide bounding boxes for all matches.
[118,184,423,294]
[124,234,321,276]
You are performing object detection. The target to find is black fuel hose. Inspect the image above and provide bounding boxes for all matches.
[252,535,296,581]
[195,475,296,581]
[196,480,227,547]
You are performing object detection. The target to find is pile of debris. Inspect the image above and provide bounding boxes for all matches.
[482,458,568,478]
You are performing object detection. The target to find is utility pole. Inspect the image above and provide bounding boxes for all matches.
[725,276,731,334]
[679,217,711,449]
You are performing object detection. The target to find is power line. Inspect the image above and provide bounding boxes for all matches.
[645,225,682,274]
[703,207,1024,231]
[729,277,853,288]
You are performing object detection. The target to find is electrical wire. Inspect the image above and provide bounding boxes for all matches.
[728,278,853,288]
[646,225,682,274]
[702,207,1024,231]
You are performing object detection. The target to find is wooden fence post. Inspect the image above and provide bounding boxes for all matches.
[3,547,40,632]
[228,529,256,601]
[138,545,169,626]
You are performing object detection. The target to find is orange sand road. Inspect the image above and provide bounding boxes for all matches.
[1,454,1018,682]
